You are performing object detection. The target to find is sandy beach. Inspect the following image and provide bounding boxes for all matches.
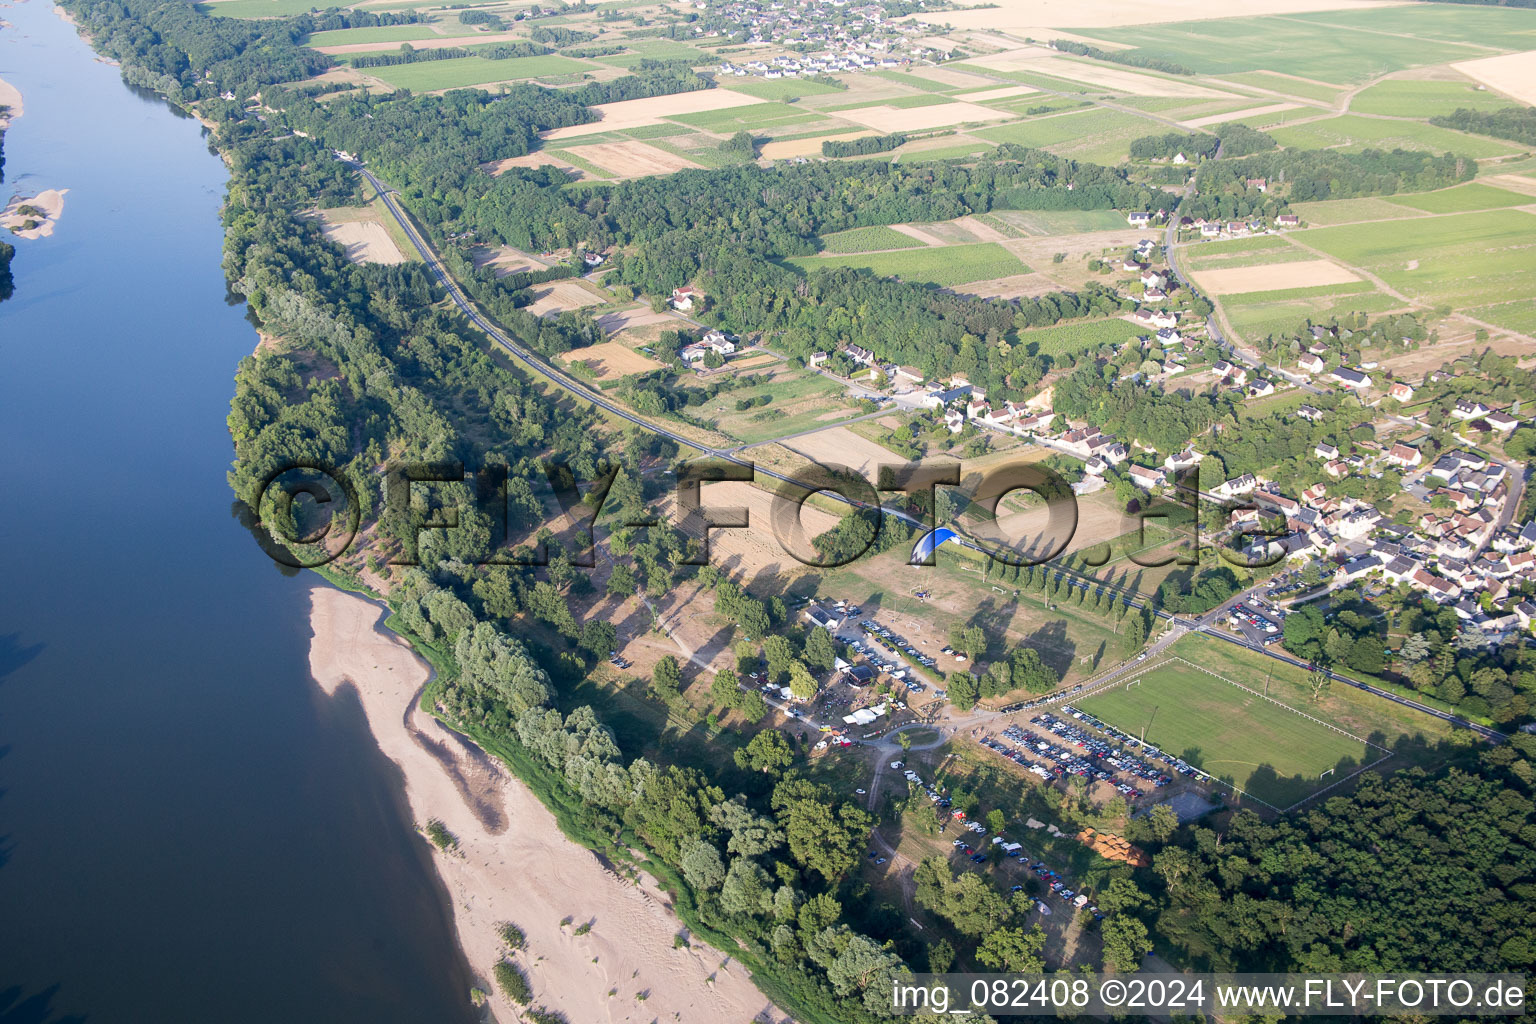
[0,75,22,128]
[307,586,782,1024]
[3,188,67,239]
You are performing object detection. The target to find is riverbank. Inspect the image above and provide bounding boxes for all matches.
[0,75,22,127]
[3,187,67,238]
[307,586,780,1024]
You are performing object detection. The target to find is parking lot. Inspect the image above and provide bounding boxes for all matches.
[1226,598,1286,647]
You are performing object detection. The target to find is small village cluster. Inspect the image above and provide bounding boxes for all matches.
[696,0,952,75]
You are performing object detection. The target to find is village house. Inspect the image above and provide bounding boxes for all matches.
[1156,327,1183,347]
[1200,222,1222,238]
[1324,459,1350,480]
[1389,381,1415,403]
[1213,360,1248,386]
[1128,464,1166,490]
[1296,405,1325,422]
[1452,399,1492,421]
[1127,211,1152,227]
[943,408,965,433]
[1387,442,1422,468]
[1315,442,1339,460]
[844,344,875,366]
[808,351,829,368]
[1213,474,1258,499]
[1276,214,1300,227]
[1331,366,1372,390]
[670,285,702,311]
[1298,353,1326,374]
[1140,269,1168,290]
[1248,379,1275,398]
[1485,410,1520,434]
[894,365,924,387]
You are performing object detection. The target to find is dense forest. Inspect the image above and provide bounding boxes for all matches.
[1212,122,1277,158]
[1188,146,1475,218]
[1430,105,1536,146]
[822,132,906,157]
[1128,131,1217,161]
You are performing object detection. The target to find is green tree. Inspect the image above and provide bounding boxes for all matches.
[772,777,873,884]
[976,925,1047,973]
[947,672,978,710]
[736,730,793,774]
[788,660,820,701]
[653,654,682,697]
[804,626,837,672]
[1101,915,1149,973]
[763,635,796,682]
[711,669,741,706]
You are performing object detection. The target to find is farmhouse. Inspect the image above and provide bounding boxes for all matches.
[671,285,702,311]
[1129,464,1166,490]
[894,365,924,386]
[808,351,829,368]
[1276,214,1300,227]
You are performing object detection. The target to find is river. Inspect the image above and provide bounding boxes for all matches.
[0,6,478,1022]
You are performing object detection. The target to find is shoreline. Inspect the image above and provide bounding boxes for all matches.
[0,75,22,129]
[307,586,781,1024]
[2,187,68,239]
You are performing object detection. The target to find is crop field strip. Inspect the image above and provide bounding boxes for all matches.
[1077,655,1391,812]
[1265,114,1522,160]
[783,242,1028,288]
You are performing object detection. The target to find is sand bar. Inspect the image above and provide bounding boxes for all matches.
[0,76,22,129]
[307,587,778,1024]
[3,188,68,240]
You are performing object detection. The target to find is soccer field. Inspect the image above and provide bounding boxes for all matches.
[1078,658,1379,809]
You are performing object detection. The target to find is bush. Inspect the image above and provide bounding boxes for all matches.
[423,818,458,851]
[498,922,526,949]
[493,960,532,1004]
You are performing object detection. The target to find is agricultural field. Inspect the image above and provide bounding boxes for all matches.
[1014,317,1145,358]
[1078,656,1380,809]
[592,42,714,69]
[1348,78,1516,118]
[1297,208,1536,310]
[355,54,593,91]
[559,342,664,381]
[1288,197,1431,228]
[984,209,1133,236]
[1266,114,1522,160]
[669,102,822,132]
[1219,283,1398,344]
[1288,3,1536,47]
[199,0,330,17]
[702,370,865,446]
[1182,234,1298,272]
[1385,183,1534,215]
[817,226,926,254]
[1215,71,1344,105]
[304,25,452,47]
[1194,259,1361,295]
[975,107,1165,165]
[717,76,846,101]
[784,242,1027,288]
[1080,11,1512,82]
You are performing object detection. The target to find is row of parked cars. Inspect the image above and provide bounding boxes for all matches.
[990,727,1135,796]
[1030,864,1104,920]
[855,620,940,670]
[1031,712,1171,792]
[1061,704,1206,782]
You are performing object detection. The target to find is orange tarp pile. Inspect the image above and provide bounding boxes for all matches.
[1077,828,1151,867]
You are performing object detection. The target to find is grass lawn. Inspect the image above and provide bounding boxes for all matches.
[818,225,926,253]
[1386,182,1534,214]
[357,54,593,89]
[1267,114,1520,159]
[1349,79,1517,118]
[785,242,1027,287]
[1287,3,1536,46]
[705,371,862,445]
[1297,208,1536,309]
[1080,13,1496,82]
[717,76,845,101]
[1470,299,1536,337]
[894,141,996,162]
[1016,317,1145,358]
[1077,656,1377,808]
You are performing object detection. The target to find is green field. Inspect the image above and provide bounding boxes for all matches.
[670,102,821,131]
[1015,317,1145,358]
[1267,114,1520,159]
[1184,235,1298,271]
[986,209,1132,235]
[1288,196,1431,227]
[593,42,713,69]
[356,54,593,90]
[1386,182,1533,214]
[717,76,845,101]
[1288,3,1536,46]
[975,107,1163,165]
[818,225,926,253]
[1471,300,1536,337]
[706,372,861,444]
[785,242,1027,287]
[304,25,447,47]
[1216,71,1344,104]
[893,141,997,162]
[1349,79,1517,118]
[1220,283,1395,344]
[1078,657,1376,808]
[199,0,327,17]
[1298,208,1536,309]
[1080,13,1499,82]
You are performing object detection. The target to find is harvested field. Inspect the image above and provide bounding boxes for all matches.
[1193,259,1361,295]
[972,53,1234,98]
[316,208,405,265]
[890,223,947,247]
[524,280,606,318]
[470,244,542,277]
[1453,50,1536,107]
[543,91,768,139]
[1485,175,1536,200]
[1180,101,1299,128]
[960,84,1039,102]
[835,101,1011,132]
[956,215,1009,242]
[731,353,780,369]
[670,479,841,578]
[572,139,703,177]
[560,342,664,380]
[763,425,907,486]
[595,305,677,333]
[903,65,1003,89]
[951,271,1064,300]
[482,151,585,178]
[759,130,878,160]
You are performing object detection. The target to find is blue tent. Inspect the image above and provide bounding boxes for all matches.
[909,527,957,564]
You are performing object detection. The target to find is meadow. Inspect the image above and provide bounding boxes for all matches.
[1298,208,1536,310]
[1216,71,1343,105]
[785,242,1027,288]
[356,54,593,90]
[1078,657,1376,809]
[1288,197,1430,228]
[1081,14,1499,83]
[817,225,925,254]
[1287,3,1536,47]
[1267,114,1521,160]
[199,0,329,17]
[717,76,845,101]
[705,372,862,445]
[985,209,1131,236]
[304,25,449,47]
[669,102,821,132]
[1219,283,1395,344]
